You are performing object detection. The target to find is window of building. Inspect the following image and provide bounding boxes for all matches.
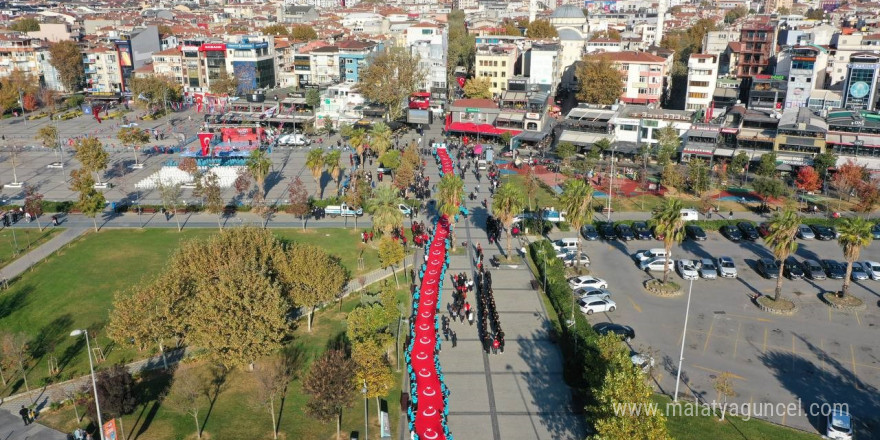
[502,61,506,67]
[688,92,708,99]
[689,81,710,88]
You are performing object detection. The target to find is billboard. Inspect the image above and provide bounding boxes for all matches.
[227,42,269,50]
[232,61,257,95]
[115,40,133,92]
[199,43,227,52]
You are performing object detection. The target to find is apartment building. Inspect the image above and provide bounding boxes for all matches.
[310,45,340,85]
[602,51,667,105]
[151,47,184,86]
[830,33,880,88]
[82,45,123,94]
[775,45,829,109]
[841,52,880,111]
[685,54,719,112]
[0,34,45,81]
[475,44,519,97]
[736,22,774,78]
[406,23,448,100]
[226,36,277,92]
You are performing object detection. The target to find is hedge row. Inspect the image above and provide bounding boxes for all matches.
[529,239,610,406]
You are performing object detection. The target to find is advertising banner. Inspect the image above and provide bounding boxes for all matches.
[103,419,118,440]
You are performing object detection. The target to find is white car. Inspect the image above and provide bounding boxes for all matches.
[676,259,699,280]
[640,257,673,272]
[699,258,718,279]
[574,287,611,301]
[568,275,607,290]
[578,298,617,315]
[862,260,880,280]
[560,251,590,267]
[716,256,738,278]
[826,408,853,440]
[120,122,139,128]
[398,204,412,216]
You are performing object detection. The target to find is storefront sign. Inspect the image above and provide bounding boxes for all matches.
[770,75,786,81]
[227,42,269,50]
[615,118,640,125]
[90,92,118,97]
[691,124,721,132]
[526,112,540,120]
[791,56,816,62]
[721,128,739,134]
[199,44,227,52]
[465,108,480,113]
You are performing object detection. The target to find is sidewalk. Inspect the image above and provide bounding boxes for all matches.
[0,226,88,282]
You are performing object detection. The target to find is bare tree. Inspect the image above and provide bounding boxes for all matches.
[252,357,294,439]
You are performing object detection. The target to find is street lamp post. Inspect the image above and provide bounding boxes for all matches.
[362,380,368,440]
[71,329,104,440]
[606,146,618,221]
[673,279,695,403]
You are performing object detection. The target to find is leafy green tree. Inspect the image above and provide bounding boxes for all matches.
[661,163,685,191]
[559,179,594,267]
[730,151,749,176]
[349,128,368,160]
[261,24,290,36]
[752,177,786,200]
[0,69,38,112]
[524,167,539,210]
[70,169,106,232]
[777,6,791,15]
[378,150,401,171]
[502,21,521,36]
[687,158,711,196]
[351,339,395,421]
[463,76,493,99]
[117,126,151,165]
[369,185,404,235]
[73,136,109,182]
[23,185,44,230]
[306,149,325,199]
[286,177,310,229]
[302,349,357,440]
[35,125,58,150]
[837,217,873,297]
[556,142,576,165]
[210,71,239,96]
[493,182,526,257]
[48,40,84,93]
[526,19,558,38]
[655,125,681,166]
[652,198,686,284]
[805,8,824,19]
[358,48,425,121]
[756,152,778,177]
[292,24,318,41]
[306,88,321,110]
[813,152,837,180]
[369,122,392,157]
[766,208,800,300]
[378,236,405,287]
[9,18,39,32]
[724,5,748,23]
[129,75,182,111]
[437,173,464,249]
[247,149,272,199]
[158,182,184,231]
[576,55,623,105]
[195,173,225,230]
[394,160,416,195]
[279,243,348,332]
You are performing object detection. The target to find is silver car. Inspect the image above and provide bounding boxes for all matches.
[851,262,869,281]
[862,260,880,280]
[676,259,699,280]
[797,224,815,239]
[575,287,612,301]
[699,258,718,279]
[716,256,738,278]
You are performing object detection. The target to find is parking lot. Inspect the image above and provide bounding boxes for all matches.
[550,227,880,435]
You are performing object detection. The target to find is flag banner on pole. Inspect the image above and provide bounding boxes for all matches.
[198,132,214,156]
[103,419,118,440]
[92,105,102,123]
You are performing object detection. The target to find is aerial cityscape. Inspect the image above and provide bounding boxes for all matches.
[0,0,878,439]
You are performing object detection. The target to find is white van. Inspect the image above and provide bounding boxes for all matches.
[634,248,669,263]
[477,159,488,170]
[552,238,579,253]
[680,209,699,222]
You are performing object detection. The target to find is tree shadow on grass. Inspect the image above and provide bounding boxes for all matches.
[131,368,177,440]
[326,330,351,357]
[201,364,228,436]
[276,343,308,433]
[0,286,29,320]
[29,313,74,360]
[57,336,86,373]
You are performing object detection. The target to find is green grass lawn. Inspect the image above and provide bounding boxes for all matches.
[0,228,385,398]
[39,289,406,440]
[501,174,560,210]
[0,227,61,269]
[654,395,820,440]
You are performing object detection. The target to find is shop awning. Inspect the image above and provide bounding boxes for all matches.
[559,130,611,146]
[612,141,641,154]
[682,147,714,156]
[497,112,525,122]
[714,148,735,157]
[516,129,551,143]
[445,121,521,136]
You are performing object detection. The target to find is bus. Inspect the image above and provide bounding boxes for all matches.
[408,92,431,110]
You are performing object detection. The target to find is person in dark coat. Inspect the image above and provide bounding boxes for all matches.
[19,405,30,425]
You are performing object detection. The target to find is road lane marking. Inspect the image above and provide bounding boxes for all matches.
[691,364,747,381]
[762,327,768,352]
[627,296,642,313]
[732,321,742,358]
[828,307,833,322]
[703,319,715,353]
[855,312,862,326]
[722,313,772,323]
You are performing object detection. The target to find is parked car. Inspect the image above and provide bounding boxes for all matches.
[757,222,771,238]
[797,224,816,239]
[641,257,673,272]
[634,248,669,263]
[561,252,590,267]
[699,258,718,279]
[632,221,652,240]
[872,223,880,240]
[737,222,759,241]
[757,258,780,279]
[676,259,700,280]
[826,408,853,440]
[599,223,617,240]
[850,262,869,281]
[811,224,836,240]
[578,298,617,315]
[568,275,607,290]
[717,256,738,278]
[783,257,805,280]
[398,204,412,216]
[575,287,612,301]
[581,224,600,241]
[615,223,636,241]
[552,238,579,253]
[685,225,707,241]
[593,322,635,341]
[802,259,827,280]
[862,260,880,280]
[720,225,743,242]
[821,259,846,279]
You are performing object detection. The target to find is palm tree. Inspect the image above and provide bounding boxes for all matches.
[368,185,404,235]
[437,174,464,249]
[766,208,801,300]
[558,178,594,267]
[651,198,686,284]
[837,217,873,297]
[325,150,343,195]
[369,122,392,157]
[493,182,526,257]
[246,149,272,198]
[349,128,367,163]
[305,149,325,199]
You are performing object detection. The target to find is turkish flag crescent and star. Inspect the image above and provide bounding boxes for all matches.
[198,132,213,156]
[456,77,466,88]
[92,105,102,123]
[196,94,204,113]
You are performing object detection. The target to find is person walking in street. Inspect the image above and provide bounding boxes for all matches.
[19,405,30,425]
[451,331,457,348]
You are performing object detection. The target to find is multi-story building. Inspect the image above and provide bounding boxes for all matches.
[475,44,518,97]
[612,105,694,156]
[807,89,843,111]
[310,45,339,85]
[406,23,447,100]
[151,47,184,86]
[685,54,719,112]
[26,22,78,43]
[36,48,65,92]
[197,42,227,93]
[601,51,667,105]
[774,106,827,166]
[525,43,561,94]
[765,0,793,13]
[775,45,829,109]
[557,105,617,152]
[825,109,880,167]
[841,52,880,111]
[0,34,45,80]
[828,33,880,87]
[82,45,123,94]
[226,36,277,92]
[180,38,206,92]
[337,39,380,84]
[736,22,774,78]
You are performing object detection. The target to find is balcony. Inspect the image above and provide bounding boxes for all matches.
[84,67,96,74]
[82,57,96,64]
